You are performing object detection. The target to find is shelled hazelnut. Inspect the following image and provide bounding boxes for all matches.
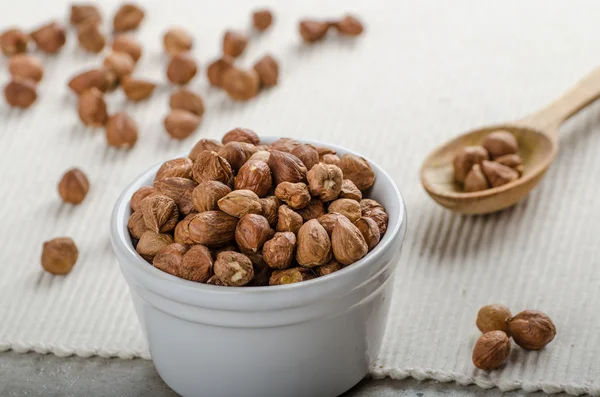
[222,30,247,58]
[31,22,66,53]
[41,237,79,275]
[0,28,29,56]
[112,35,142,62]
[4,77,37,108]
[113,3,145,33]
[164,27,193,55]
[253,9,273,31]
[70,4,102,26]
[121,76,156,101]
[9,54,44,83]
[58,168,89,204]
[167,52,197,85]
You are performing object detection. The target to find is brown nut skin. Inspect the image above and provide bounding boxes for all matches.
[222,67,260,101]
[299,20,330,42]
[263,232,296,270]
[112,35,142,62]
[235,160,272,198]
[164,110,201,140]
[270,138,301,153]
[339,179,362,201]
[332,216,368,265]
[482,131,518,159]
[189,139,223,161]
[253,9,273,31]
[78,88,108,126]
[188,211,238,247]
[235,214,272,253]
[507,310,556,350]
[218,142,257,172]
[269,267,314,285]
[296,198,326,222]
[260,196,280,227]
[58,168,89,205]
[464,164,490,193]
[218,189,262,218]
[354,217,380,251]
[207,56,234,88]
[214,251,254,286]
[481,160,519,188]
[339,154,375,191]
[318,213,344,236]
[130,186,156,212]
[127,211,148,239]
[77,19,105,53]
[453,146,489,183]
[122,76,156,101]
[70,4,102,26]
[333,15,364,36]
[472,331,511,371]
[328,198,361,223]
[253,55,279,87]
[275,182,311,209]
[268,150,308,185]
[41,237,78,275]
[113,3,144,33]
[154,177,198,210]
[296,219,332,268]
[315,260,343,277]
[4,78,37,108]
[321,153,341,167]
[31,22,66,54]
[169,89,204,116]
[495,154,524,176]
[9,54,43,83]
[276,205,304,234]
[360,198,384,213]
[250,151,270,163]
[307,163,343,202]
[192,181,231,213]
[167,52,197,85]
[174,214,196,245]
[155,244,214,282]
[68,68,117,95]
[223,30,248,58]
[155,158,193,182]
[106,112,138,149]
[476,304,512,334]
[1,28,28,56]
[153,243,188,276]
[164,27,193,55]
[206,275,226,285]
[291,144,319,172]
[192,150,234,186]
[140,194,179,233]
[361,199,388,235]
[136,231,173,262]
[222,128,260,145]
[104,51,135,78]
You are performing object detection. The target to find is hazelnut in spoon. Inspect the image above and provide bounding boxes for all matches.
[421,67,600,214]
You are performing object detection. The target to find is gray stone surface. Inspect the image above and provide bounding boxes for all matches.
[0,351,563,396]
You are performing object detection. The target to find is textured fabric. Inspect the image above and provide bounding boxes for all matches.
[1,0,600,395]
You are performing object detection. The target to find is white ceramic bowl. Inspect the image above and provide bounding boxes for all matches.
[110,137,407,397]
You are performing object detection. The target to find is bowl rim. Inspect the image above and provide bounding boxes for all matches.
[110,136,406,299]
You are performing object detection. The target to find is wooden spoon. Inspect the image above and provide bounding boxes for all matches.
[421,67,600,215]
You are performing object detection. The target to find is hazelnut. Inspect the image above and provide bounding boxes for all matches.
[276,205,303,234]
[78,88,108,126]
[339,154,375,191]
[453,146,489,183]
[253,9,273,31]
[155,244,213,282]
[214,251,254,286]
[155,157,193,182]
[222,128,260,145]
[169,89,204,116]
[476,304,512,334]
[164,110,201,140]
[253,55,279,87]
[161,27,192,55]
[140,194,179,233]
[321,153,341,167]
[68,68,117,95]
[178,189,196,216]
[364,207,388,236]
[218,142,257,172]
[464,164,490,192]
[339,179,362,201]
[130,186,156,212]
[275,182,311,209]
[296,219,332,267]
[206,56,234,88]
[507,310,556,350]
[58,168,89,205]
[495,154,524,175]
[77,19,105,53]
[70,4,102,25]
[354,216,380,251]
[333,15,364,36]
[121,76,156,101]
[218,189,262,218]
[332,216,368,265]
[260,196,280,226]
[104,51,135,78]
[192,181,231,213]
[191,150,234,185]
[9,54,43,83]
[154,177,198,210]
[113,3,145,32]
[250,150,270,163]
[188,211,238,247]
[360,198,384,214]
[263,232,296,270]
[106,112,138,149]
[307,163,343,202]
[315,146,336,157]
[235,160,272,197]
[328,198,361,223]
[472,331,511,370]
[291,144,319,171]
[31,22,66,53]
[112,35,142,62]
[270,138,301,153]
[136,231,173,262]
[299,20,330,42]
[222,30,248,57]
[247,254,272,286]
[481,160,519,188]
[317,213,344,236]
[4,78,37,108]
[482,131,518,159]
[0,28,28,56]
[268,150,307,185]
[315,260,343,277]
[153,243,188,272]
[189,139,222,161]
[174,214,196,245]
[206,275,226,285]
[41,237,78,275]
[127,211,148,239]
[269,267,314,285]
[167,52,198,85]
[296,198,326,222]
[222,67,260,101]
[235,214,272,253]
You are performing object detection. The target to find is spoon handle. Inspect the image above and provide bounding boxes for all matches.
[518,67,600,138]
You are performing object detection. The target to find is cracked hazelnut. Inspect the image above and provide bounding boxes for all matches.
[164,27,193,55]
[4,77,37,108]
[507,310,556,350]
[192,150,234,185]
[275,182,311,209]
[464,164,490,192]
[482,131,518,159]
[78,88,108,126]
[235,160,272,197]
[495,154,524,176]
[339,154,375,191]
[167,52,197,85]
[136,231,173,262]
[339,179,362,201]
[291,144,319,171]
[270,138,301,153]
[58,168,89,205]
[41,237,78,275]
[70,4,101,25]
[270,267,314,285]
[223,67,260,101]
[112,35,142,62]
[68,68,117,95]
[140,194,179,233]
[9,54,43,83]
[276,205,303,234]
[222,128,260,145]
[296,219,331,267]
[113,3,144,32]
[188,211,238,247]
[299,20,329,42]
[214,251,254,286]
[31,22,66,53]
[218,189,262,218]
[106,112,138,148]
[77,19,105,53]
[296,198,326,222]
[328,198,361,223]
[453,146,489,183]
[332,216,368,265]
[104,51,135,77]
[169,89,204,116]
[127,211,148,239]
[192,181,231,213]
[223,30,248,57]
[130,186,156,212]
[333,15,364,36]
[481,160,519,188]
[164,109,201,140]
[1,28,28,56]
[253,55,279,87]
[307,163,343,202]
[354,216,380,251]
[318,213,344,236]
[189,139,222,161]
[207,55,233,88]
[268,150,307,185]
[472,331,511,370]
[321,153,341,167]
[218,142,257,172]
[263,232,296,270]
[315,260,343,277]
[476,304,512,334]
[122,76,156,101]
[235,214,272,253]
[155,158,193,182]
[253,9,273,31]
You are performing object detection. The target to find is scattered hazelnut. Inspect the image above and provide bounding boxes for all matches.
[339,179,362,201]
[4,77,37,108]
[31,22,66,53]
[104,51,135,78]
[78,88,108,126]
[214,251,254,286]
[481,160,519,188]
[235,214,272,253]
[269,267,314,285]
[106,112,138,149]
[268,150,307,185]
[299,20,330,42]
[328,198,361,223]
[218,142,257,171]
[206,55,234,88]
[167,52,197,85]
[113,3,145,32]
[472,331,511,371]
[77,19,105,53]
[453,146,489,183]
[333,15,364,36]
[222,67,260,101]
[307,163,343,202]
[464,164,490,193]
[140,194,179,233]
[321,153,341,167]
[164,27,193,55]
[476,304,512,334]
[112,35,142,62]
[70,4,102,25]
[482,131,518,159]
[191,150,234,185]
[263,232,296,270]
[188,210,238,247]
[253,9,273,31]
[507,310,556,350]
[218,189,262,218]
[164,110,201,140]
[222,128,260,145]
[9,54,43,83]
[315,260,343,277]
[253,55,279,87]
[127,211,148,239]
[270,138,301,153]
[317,213,344,236]
[495,154,524,176]
[41,237,78,275]
[58,168,89,205]
[189,139,222,161]
[291,144,319,171]
[339,154,375,191]
[222,30,248,57]
[121,76,156,101]
[296,219,332,267]
[68,68,118,95]
[130,186,156,212]
[275,182,311,209]
[0,28,28,56]
[169,88,204,116]
[136,231,173,262]
[354,216,380,251]
[296,198,326,222]
[235,160,272,197]
[155,157,193,182]
[332,216,368,265]
[276,204,303,234]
